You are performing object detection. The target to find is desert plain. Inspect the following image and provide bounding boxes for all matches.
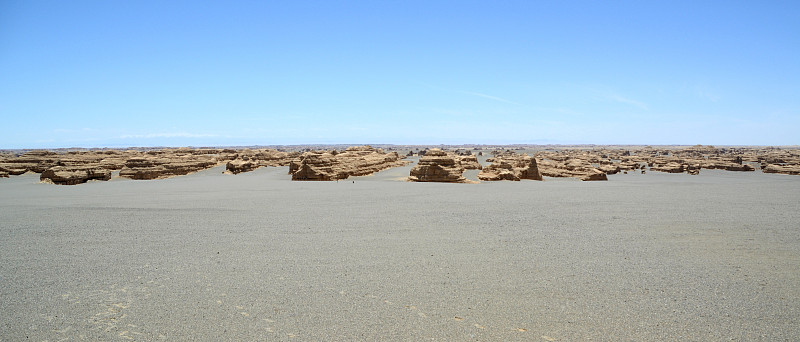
[1,145,799,341]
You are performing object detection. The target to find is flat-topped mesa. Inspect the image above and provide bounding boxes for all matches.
[478,153,541,181]
[225,149,299,174]
[408,148,467,183]
[40,166,112,185]
[119,154,218,180]
[290,145,411,181]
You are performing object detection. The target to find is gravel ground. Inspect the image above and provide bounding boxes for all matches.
[1,164,799,341]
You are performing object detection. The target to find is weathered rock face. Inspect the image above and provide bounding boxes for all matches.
[580,171,608,181]
[3,145,800,185]
[598,164,621,175]
[225,159,259,174]
[478,153,541,181]
[458,155,483,170]
[763,164,800,175]
[40,166,112,185]
[0,151,59,174]
[408,149,467,182]
[0,163,29,175]
[290,146,410,181]
[290,152,346,181]
[224,149,299,174]
[535,153,607,181]
[651,162,685,173]
[119,156,218,180]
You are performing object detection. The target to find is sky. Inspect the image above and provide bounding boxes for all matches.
[1,1,798,148]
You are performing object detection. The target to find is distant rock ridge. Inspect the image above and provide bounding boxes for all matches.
[1,145,800,184]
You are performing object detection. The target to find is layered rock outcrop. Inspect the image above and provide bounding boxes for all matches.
[225,159,260,174]
[225,149,299,174]
[2,145,800,185]
[535,153,607,181]
[119,156,218,180]
[458,155,483,170]
[40,166,112,185]
[408,149,467,182]
[290,146,410,181]
[478,153,541,181]
[763,164,800,175]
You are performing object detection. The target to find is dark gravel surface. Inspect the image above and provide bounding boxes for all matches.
[1,165,799,341]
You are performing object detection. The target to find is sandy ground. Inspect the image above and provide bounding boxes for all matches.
[1,163,799,341]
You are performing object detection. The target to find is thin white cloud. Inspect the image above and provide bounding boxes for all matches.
[53,127,97,133]
[419,83,520,105]
[607,94,649,110]
[120,132,217,139]
[695,86,721,102]
[459,91,520,105]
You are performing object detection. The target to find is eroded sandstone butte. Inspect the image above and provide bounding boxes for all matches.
[40,166,112,185]
[119,154,219,180]
[225,149,299,174]
[478,152,542,181]
[408,148,467,183]
[535,151,608,181]
[290,146,410,181]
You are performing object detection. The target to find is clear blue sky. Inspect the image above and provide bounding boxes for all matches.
[1,1,798,148]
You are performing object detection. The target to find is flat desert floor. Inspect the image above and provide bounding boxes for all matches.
[1,160,799,341]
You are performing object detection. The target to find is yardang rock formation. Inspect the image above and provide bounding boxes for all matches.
[408,148,468,183]
[478,152,542,181]
[289,146,410,181]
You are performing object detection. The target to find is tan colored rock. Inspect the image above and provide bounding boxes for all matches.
[457,155,483,170]
[40,166,111,185]
[535,153,607,181]
[225,149,299,174]
[0,163,30,175]
[290,152,345,181]
[225,159,259,174]
[478,153,541,181]
[651,162,685,173]
[119,155,218,180]
[722,163,754,172]
[408,148,467,183]
[290,146,410,181]
[598,164,620,175]
[580,171,608,181]
[763,164,800,175]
